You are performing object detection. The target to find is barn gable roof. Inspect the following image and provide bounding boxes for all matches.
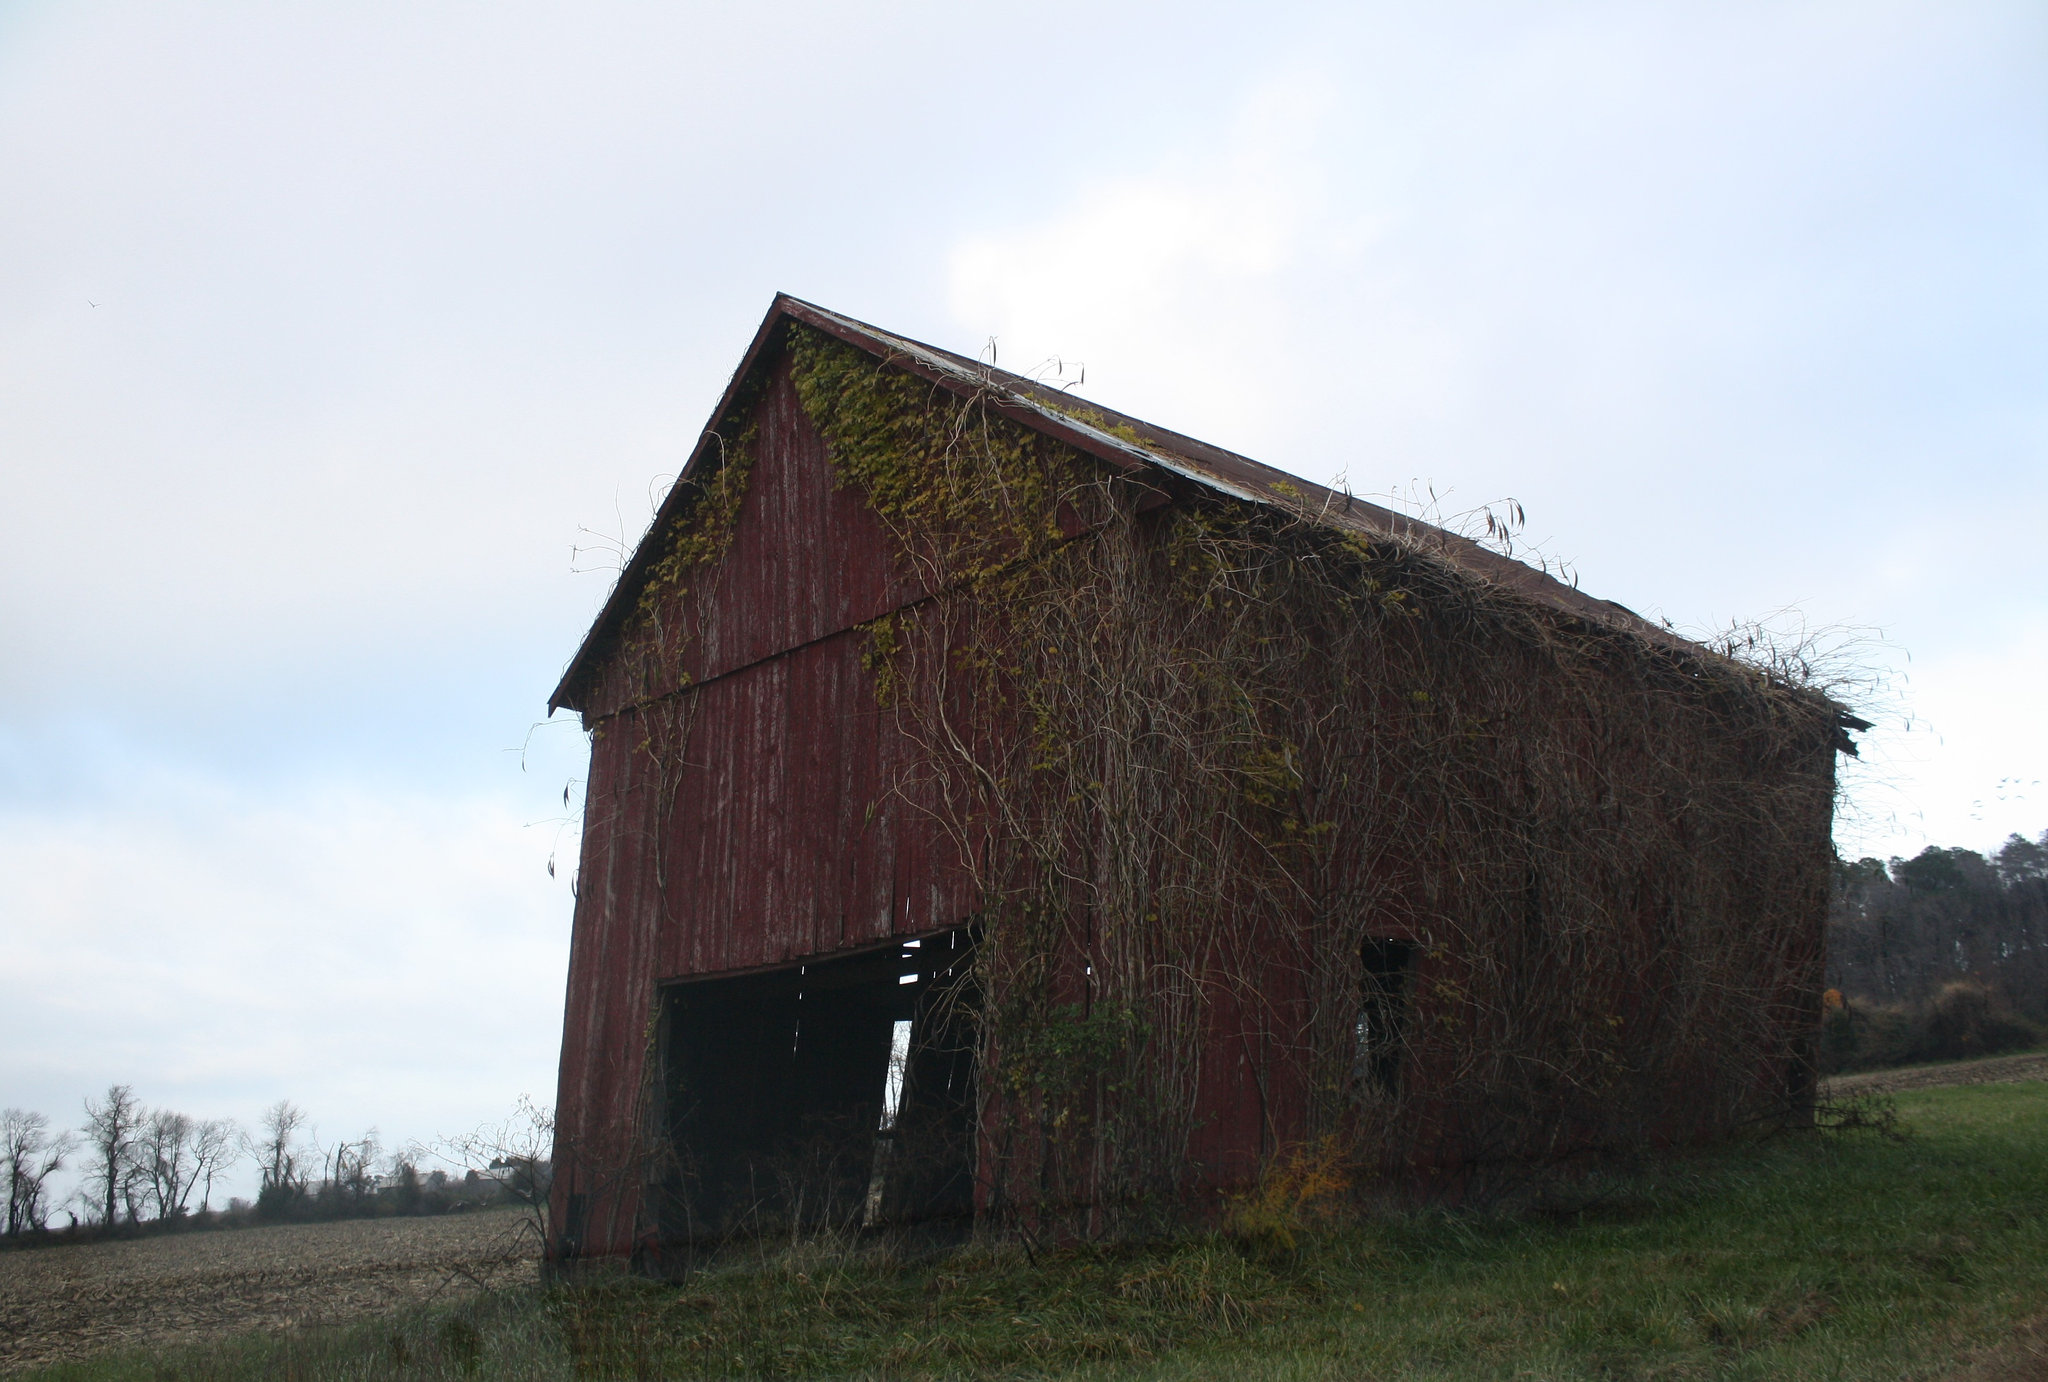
[550,294,1676,715]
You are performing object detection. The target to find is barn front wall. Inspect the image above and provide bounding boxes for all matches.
[550,349,986,1263]
[573,358,927,725]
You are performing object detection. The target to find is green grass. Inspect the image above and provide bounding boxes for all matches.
[28,1083,2048,1380]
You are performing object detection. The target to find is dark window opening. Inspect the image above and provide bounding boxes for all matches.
[1354,937,1417,1095]
[653,927,978,1247]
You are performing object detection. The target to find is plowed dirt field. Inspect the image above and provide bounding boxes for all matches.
[1824,1049,2048,1096]
[0,1207,538,1374]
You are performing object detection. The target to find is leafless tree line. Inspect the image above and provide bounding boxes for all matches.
[4,1085,552,1241]
[2,1108,73,1236]
[72,1084,241,1229]
[1,1086,232,1236]
[4,1088,368,1236]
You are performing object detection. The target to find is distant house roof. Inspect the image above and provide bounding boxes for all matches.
[550,294,1679,715]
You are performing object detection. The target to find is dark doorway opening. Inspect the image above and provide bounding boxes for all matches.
[1355,937,1418,1095]
[652,928,978,1248]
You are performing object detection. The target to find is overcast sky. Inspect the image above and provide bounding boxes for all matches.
[3,1,2043,1203]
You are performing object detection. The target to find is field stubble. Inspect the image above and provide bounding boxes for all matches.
[0,1207,537,1375]
[1822,1049,2048,1096]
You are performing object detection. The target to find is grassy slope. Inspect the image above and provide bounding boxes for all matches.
[24,1082,2048,1381]
[1164,1083,2044,1381]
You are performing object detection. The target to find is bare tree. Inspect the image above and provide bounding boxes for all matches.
[134,1108,225,1220]
[138,1109,189,1219]
[2,1109,75,1236]
[322,1129,380,1215]
[247,1099,309,1216]
[191,1118,240,1214]
[441,1095,554,1246]
[81,1085,140,1227]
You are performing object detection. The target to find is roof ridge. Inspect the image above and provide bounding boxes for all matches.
[549,295,1680,713]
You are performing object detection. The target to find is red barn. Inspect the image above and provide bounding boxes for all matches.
[546,296,1855,1268]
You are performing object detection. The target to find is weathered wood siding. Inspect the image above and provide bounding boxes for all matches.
[551,357,969,1260]
[573,359,925,724]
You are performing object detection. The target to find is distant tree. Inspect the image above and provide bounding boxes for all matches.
[441,1095,555,1244]
[81,1084,141,1227]
[321,1130,380,1215]
[1997,832,2048,885]
[248,1099,309,1218]
[191,1118,240,1214]
[1891,846,1981,894]
[1830,828,2048,1024]
[137,1108,196,1220]
[131,1108,238,1220]
[2,1109,74,1236]
[387,1157,423,1215]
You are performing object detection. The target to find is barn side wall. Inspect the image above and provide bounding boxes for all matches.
[870,481,1842,1228]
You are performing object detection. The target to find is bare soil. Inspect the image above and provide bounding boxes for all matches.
[1824,1049,2048,1097]
[0,1207,538,1375]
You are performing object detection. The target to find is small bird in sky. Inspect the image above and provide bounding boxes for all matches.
[87,299,98,307]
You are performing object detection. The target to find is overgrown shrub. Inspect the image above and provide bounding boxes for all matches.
[1819,982,2040,1073]
[1222,1136,1354,1257]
